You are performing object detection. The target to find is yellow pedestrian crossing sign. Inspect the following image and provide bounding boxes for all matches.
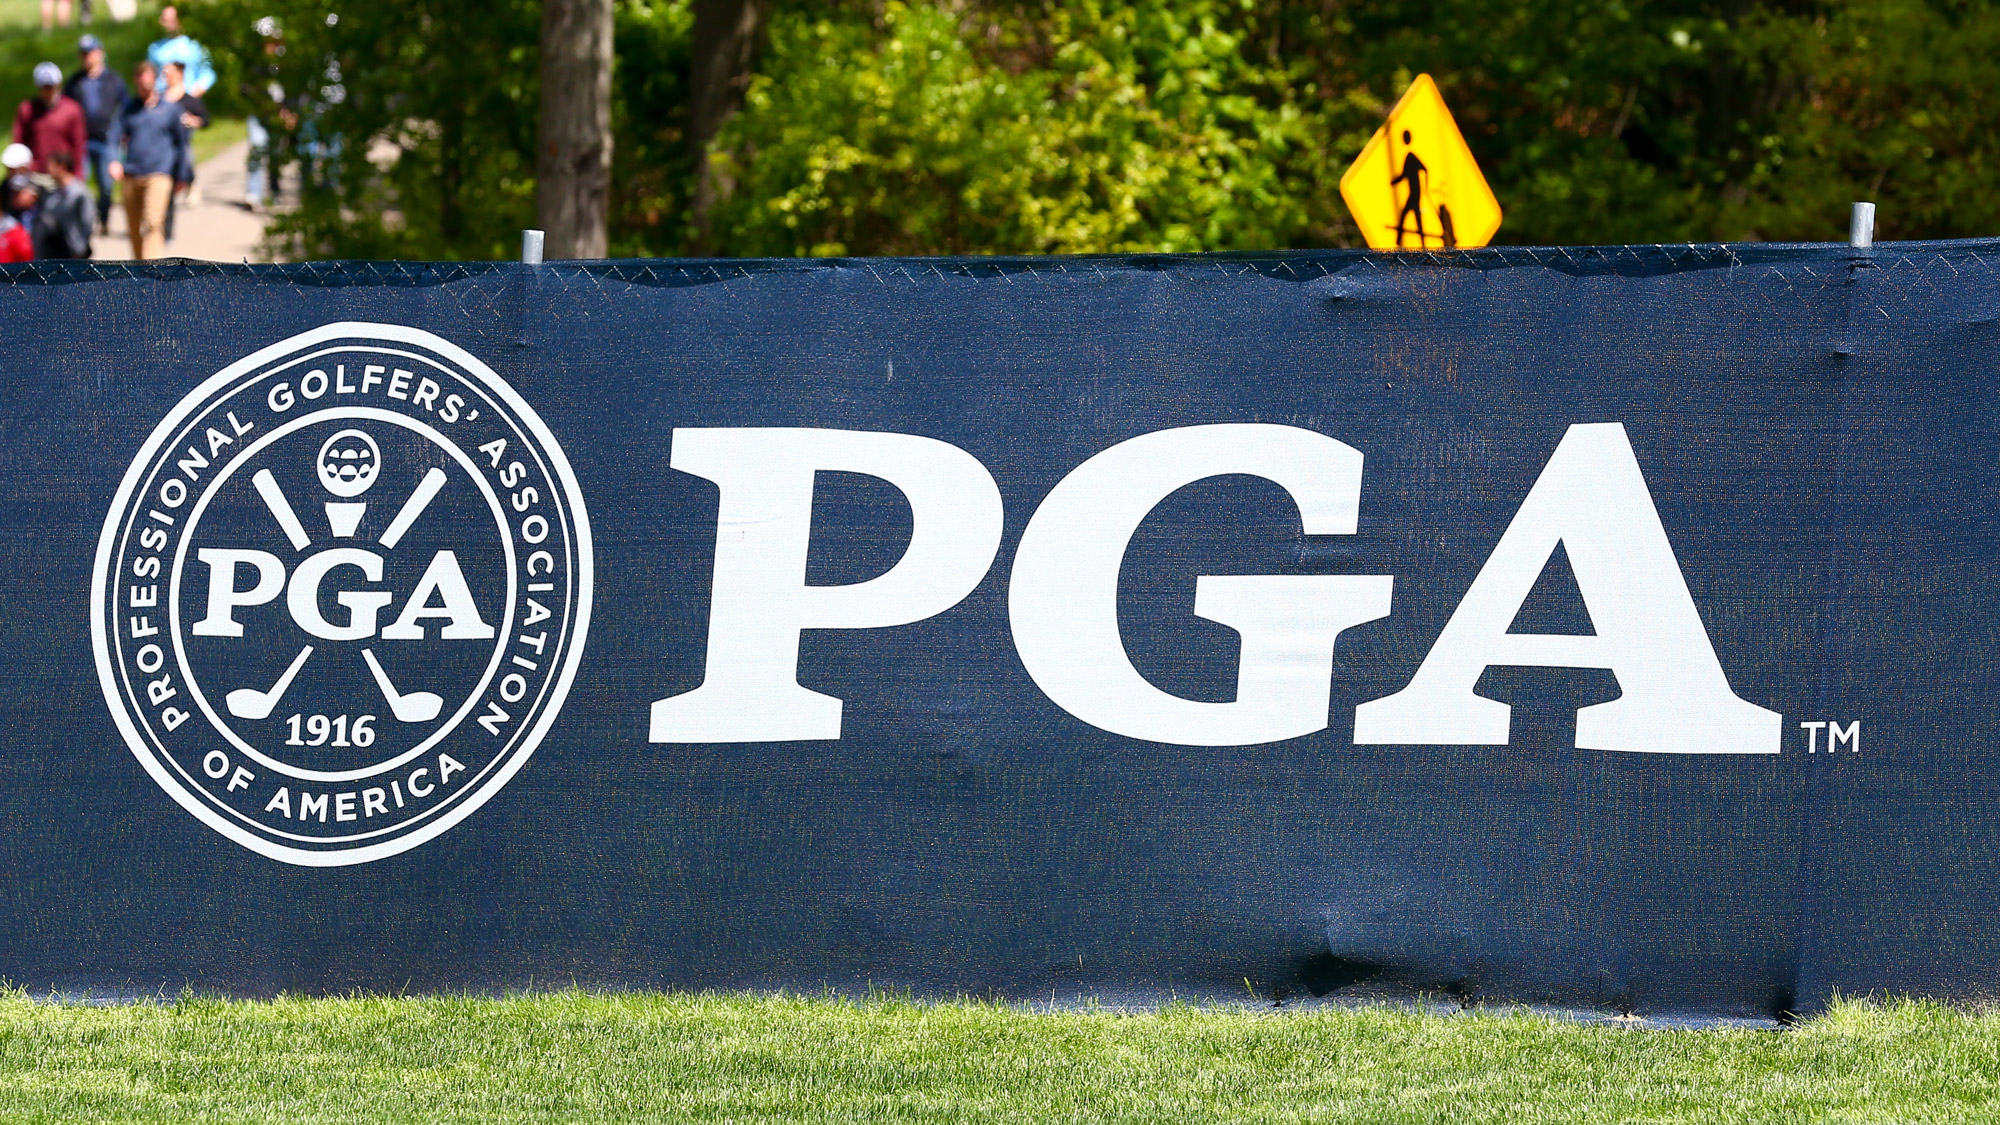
[1339,74,1502,250]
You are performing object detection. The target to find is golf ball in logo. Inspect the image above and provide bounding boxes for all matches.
[316,429,382,497]
[92,325,592,866]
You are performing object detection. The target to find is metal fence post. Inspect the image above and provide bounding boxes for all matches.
[1849,203,1876,249]
[522,229,546,265]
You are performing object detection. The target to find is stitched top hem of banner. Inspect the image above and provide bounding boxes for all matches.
[5,236,1997,287]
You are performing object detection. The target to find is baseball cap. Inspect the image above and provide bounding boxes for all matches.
[5,174,39,197]
[32,61,61,87]
[1,144,29,170]
[78,34,103,53]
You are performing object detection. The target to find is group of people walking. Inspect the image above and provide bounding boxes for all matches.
[4,5,212,261]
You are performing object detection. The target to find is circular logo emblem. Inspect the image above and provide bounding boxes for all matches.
[91,323,593,865]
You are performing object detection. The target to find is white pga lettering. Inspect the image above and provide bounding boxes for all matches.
[649,422,1781,754]
[193,546,494,642]
[1350,424,1779,754]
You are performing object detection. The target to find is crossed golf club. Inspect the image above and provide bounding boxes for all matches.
[225,645,443,724]
[223,464,451,726]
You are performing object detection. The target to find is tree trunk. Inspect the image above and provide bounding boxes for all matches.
[537,0,614,259]
[688,0,763,255]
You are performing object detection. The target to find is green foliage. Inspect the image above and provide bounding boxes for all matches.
[608,0,695,258]
[3,990,2000,1121]
[0,4,160,120]
[702,2,1348,256]
[129,0,2000,258]
[1307,0,2000,242]
[187,0,541,260]
[1723,0,2000,241]
[695,0,2000,252]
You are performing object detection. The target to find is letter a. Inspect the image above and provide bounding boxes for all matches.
[382,550,496,640]
[1353,423,1779,753]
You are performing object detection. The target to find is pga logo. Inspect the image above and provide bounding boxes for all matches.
[98,324,1779,863]
[92,324,591,866]
[651,423,1781,755]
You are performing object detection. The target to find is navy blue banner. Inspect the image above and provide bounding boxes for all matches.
[3,243,1996,1018]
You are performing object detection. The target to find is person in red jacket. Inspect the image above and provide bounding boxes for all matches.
[0,175,39,261]
[13,61,86,174]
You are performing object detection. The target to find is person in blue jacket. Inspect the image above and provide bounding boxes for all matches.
[147,6,215,98]
[105,60,188,260]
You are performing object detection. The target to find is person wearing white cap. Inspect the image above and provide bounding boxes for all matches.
[12,61,86,175]
[1,143,31,176]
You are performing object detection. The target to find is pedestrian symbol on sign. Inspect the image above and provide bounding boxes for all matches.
[1340,74,1501,251]
[1389,130,1431,247]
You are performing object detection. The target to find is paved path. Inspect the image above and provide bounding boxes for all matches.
[90,140,277,263]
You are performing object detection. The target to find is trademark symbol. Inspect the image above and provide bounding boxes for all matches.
[1799,720,1859,753]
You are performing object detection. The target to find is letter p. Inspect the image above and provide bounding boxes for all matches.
[649,428,1004,743]
[191,548,286,637]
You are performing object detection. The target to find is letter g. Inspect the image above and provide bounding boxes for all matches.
[1008,424,1392,746]
[287,548,395,641]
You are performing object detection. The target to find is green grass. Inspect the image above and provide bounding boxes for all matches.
[190,113,243,166]
[0,0,155,33]
[0,4,159,112]
[0,0,58,32]
[0,991,1994,1123]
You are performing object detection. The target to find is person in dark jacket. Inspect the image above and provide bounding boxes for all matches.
[64,35,126,231]
[33,150,91,259]
[106,61,187,260]
[13,61,86,175]
[160,59,207,243]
